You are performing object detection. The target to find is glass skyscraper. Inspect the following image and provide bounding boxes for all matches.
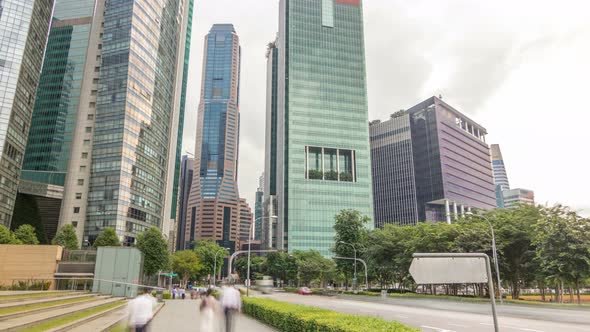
[263,40,278,249]
[185,24,246,252]
[0,0,53,227]
[490,144,510,207]
[274,0,374,256]
[16,0,193,246]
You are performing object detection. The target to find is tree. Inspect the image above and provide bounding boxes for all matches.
[171,250,203,286]
[0,225,21,244]
[136,227,169,278]
[332,209,370,288]
[264,251,298,287]
[534,206,590,304]
[365,225,415,289]
[14,224,39,245]
[293,250,336,287]
[235,256,266,281]
[93,227,121,247]
[193,240,229,282]
[52,225,79,250]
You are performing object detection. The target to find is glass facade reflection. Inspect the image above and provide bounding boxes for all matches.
[0,0,53,227]
[85,0,190,244]
[276,0,374,256]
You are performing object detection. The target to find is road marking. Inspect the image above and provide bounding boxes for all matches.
[421,325,456,332]
[480,322,545,332]
[448,323,470,328]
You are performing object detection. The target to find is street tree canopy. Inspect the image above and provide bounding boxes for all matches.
[52,225,79,250]
[93,227,121,247]
[171,250,203,286]
[14,224,39,245]
[136,227,169,277]
[0,225,21,244]
[193,240,229,279]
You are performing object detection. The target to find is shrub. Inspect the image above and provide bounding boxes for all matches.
[162,291,172,299]
[242,297,418,332]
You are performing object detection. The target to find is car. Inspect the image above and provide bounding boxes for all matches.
[298,287,312,295]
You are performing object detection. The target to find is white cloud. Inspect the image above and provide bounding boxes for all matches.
[182,0,590,215]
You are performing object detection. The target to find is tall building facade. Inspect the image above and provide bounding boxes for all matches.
[263,40,278,249]
[274,0,374,256]
[254,174,263,241]
[370,97,496,225]
[409,96,496,223]
[490,144,510,207]
[369,113,419,227]
[0,0,53,227]
[185,24,243,252]
[175,156,193,250]
[16,0,193,245]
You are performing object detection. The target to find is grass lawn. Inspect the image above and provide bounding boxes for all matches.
[0,296,95,315]
[0,292,74,302]
[20,301,125,332]
[107,322,128,332]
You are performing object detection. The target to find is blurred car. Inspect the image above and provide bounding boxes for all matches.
[298,287,312,295]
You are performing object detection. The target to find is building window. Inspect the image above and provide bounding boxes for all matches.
[72,221,78,228]
[77,179,84,185]
[83,139,90,146]
[75,193,82,199]
[74,207,80,214]
[305,146,356,182]
[82,153,88,159]
[80,166,86,172]
[87,114,94,120]
[85,127,92,133]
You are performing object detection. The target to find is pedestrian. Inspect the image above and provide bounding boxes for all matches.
[172,287,177,300]
[128,287,157,332]
[199,288,220,332]
[220,284,241,332]
[181,288,186,300]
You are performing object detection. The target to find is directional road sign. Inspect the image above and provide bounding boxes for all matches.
[409,255,488,284]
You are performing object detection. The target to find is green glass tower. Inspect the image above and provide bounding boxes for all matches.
[275,0,373,255]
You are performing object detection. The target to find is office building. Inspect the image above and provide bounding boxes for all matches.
[176,156,193,250]
[185,24,244,252]
[369,113,419,227]
[490,144,510,207]
[370,97,496,225]
[263,39,278,249]
[0,0,53,227]
[273,0,374,255]
[254,174,263,241]
[239,198,253,242]
[502,188,535,208]
[16,0,193,245]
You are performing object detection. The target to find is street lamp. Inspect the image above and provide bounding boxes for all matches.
[338,241,358,293]
[467,212,503,304]
[213,247,230,287]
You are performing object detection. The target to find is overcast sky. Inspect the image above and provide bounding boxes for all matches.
[181,0,590,217]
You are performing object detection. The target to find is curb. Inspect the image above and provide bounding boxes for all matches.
[45,300,127,332]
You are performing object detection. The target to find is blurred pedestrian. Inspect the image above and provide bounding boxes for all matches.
[172,287,177,300]
[181,288,186,300]
[128,288,157,332]
[220,284,241,332]
[199,288,220,332]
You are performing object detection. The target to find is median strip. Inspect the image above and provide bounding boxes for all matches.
[243,296,418,332]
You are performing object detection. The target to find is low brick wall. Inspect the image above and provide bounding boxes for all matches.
[0,245,63,289]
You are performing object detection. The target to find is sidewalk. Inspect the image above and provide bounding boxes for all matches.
[150,299,276,331]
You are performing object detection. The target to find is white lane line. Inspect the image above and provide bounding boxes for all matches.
[448,323,470,328]
[421,325,457,332]
[480,322,545,332]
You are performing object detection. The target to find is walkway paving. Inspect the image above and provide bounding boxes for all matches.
[150,299,276,332]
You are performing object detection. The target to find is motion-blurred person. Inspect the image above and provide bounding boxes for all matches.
[220,284,241,332]
[128,288,157,332]
[199,288,220,332]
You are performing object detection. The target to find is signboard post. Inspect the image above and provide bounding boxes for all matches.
[410,253,499,332]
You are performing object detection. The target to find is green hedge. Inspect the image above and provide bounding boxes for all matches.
[242,297,418,332]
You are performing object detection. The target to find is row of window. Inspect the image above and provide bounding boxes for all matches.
[305,146,356,182]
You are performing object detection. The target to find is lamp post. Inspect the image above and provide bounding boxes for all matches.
[467,212,503,304]
[213,248,230,287]
[338,241,357,293]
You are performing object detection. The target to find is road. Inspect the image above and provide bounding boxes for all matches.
[261,292,590,332]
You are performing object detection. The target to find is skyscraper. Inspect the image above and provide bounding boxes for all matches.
[0,0,53,227]
[176,156,194,250]
[490,144,510,207]
[502,188,535,208]
[16,0,193,245]
[185,24,243,252]
[254,174,263,241]
[369,113,419,227]
[263,39,278,249]
[274,0,374,255]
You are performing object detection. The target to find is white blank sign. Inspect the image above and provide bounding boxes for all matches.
[409,256,488,284]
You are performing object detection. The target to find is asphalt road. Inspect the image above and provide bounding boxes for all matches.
[261,292,590,332]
